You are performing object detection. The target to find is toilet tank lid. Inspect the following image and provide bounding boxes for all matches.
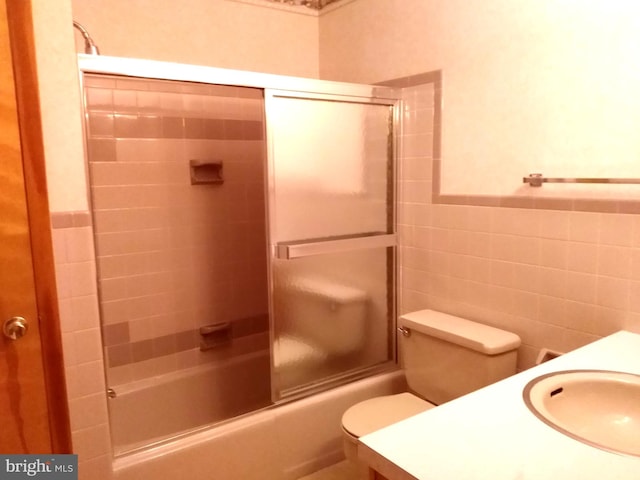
[399,309,521,355]
[292,277,368,304]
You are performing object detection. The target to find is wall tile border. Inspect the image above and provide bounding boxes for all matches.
[51,211,92,229]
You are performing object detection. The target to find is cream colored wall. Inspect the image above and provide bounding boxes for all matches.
[320,0,640,199]
[71,0,319,78]
[319,0,435,83]
[31,0,87,213]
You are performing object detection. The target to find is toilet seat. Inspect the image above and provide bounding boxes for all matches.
[341,392,435,439]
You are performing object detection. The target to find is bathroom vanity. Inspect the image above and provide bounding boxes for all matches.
[358,330,640,480]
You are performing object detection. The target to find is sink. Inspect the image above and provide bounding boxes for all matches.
[523,369,640,457]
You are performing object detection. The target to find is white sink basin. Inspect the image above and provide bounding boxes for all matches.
[523,370,640,457]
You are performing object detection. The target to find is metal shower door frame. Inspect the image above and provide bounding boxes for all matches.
[263,88,401,402]
[77,53,402,405]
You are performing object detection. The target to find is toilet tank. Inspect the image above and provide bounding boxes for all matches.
[277,277,368,355]
[399,309,521,405]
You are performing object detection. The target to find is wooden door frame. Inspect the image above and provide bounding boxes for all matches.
[5,0,72,453]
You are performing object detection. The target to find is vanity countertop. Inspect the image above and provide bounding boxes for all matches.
[359,330,640,480]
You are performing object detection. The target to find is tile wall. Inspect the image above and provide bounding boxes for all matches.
[396,73,640,370]
[82,74,270,389]
[51,212,112,479]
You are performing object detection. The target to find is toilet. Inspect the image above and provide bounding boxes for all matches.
[341,309,521,466]
[273,277,369,391]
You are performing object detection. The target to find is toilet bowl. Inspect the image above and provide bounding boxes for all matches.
[340,309,521,469]
[341,392,435,462]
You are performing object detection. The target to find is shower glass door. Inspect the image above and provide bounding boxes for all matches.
[265,90,397,401]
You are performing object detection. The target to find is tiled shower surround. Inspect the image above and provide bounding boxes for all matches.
[82,74,270,389]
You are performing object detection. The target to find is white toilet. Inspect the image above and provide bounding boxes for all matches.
[341,309,521,466]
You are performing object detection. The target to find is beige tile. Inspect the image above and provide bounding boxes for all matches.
[538,295,568,328]
[51,228,68,264]
[106,343,132,368]
[491,234,539,265]
[61,332,77,368]
[568,211,601,243]
[102,322,130,346]
[561,328,600,352]
[58,298,76,333]
[537,267,567,298]
[564,301,597,334]
[593,306,628,337]
[466,257,492,283]
[624,313,640,334]
[77,454,112,480]
[74,360,107,397]
[137,90,161,112]
[73,328,104,364]
[597,245,632,279]
[67,261,97,297]
[511,263,540,293]
[85,87,113,110]
[72,423,111,461]
[538,210,569,240]
[539,239,568,269]
[128,317,156,342]
[565,272,597,304]
[567,242,598,274]
[113,90,137,113]
[88,112,114,137]
[107,364,133,386]
[402,180,431,204]
[595,276,629,310]
[65,227,95,262]
[599,214,634,246]
[87,138,117,163]
[69,392,109,431]
[54,263,72,300]
[491,208,539,237]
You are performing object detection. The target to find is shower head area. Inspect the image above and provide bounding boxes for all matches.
[73,20,100,55]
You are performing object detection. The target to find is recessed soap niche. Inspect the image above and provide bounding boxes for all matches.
[190,159,224,185]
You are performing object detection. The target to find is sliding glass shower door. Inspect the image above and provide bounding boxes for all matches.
[265,90,398,400]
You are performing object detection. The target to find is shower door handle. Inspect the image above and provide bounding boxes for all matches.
[275,233,397,259]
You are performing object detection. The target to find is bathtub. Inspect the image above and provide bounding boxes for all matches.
[112,369,405,480]
[109,349,273,455]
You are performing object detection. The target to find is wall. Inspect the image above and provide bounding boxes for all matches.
[320,0,640,369]
[51,213,111,477]
[320,0,640,200]
[71,0,320,78]
[31,0,87,213]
